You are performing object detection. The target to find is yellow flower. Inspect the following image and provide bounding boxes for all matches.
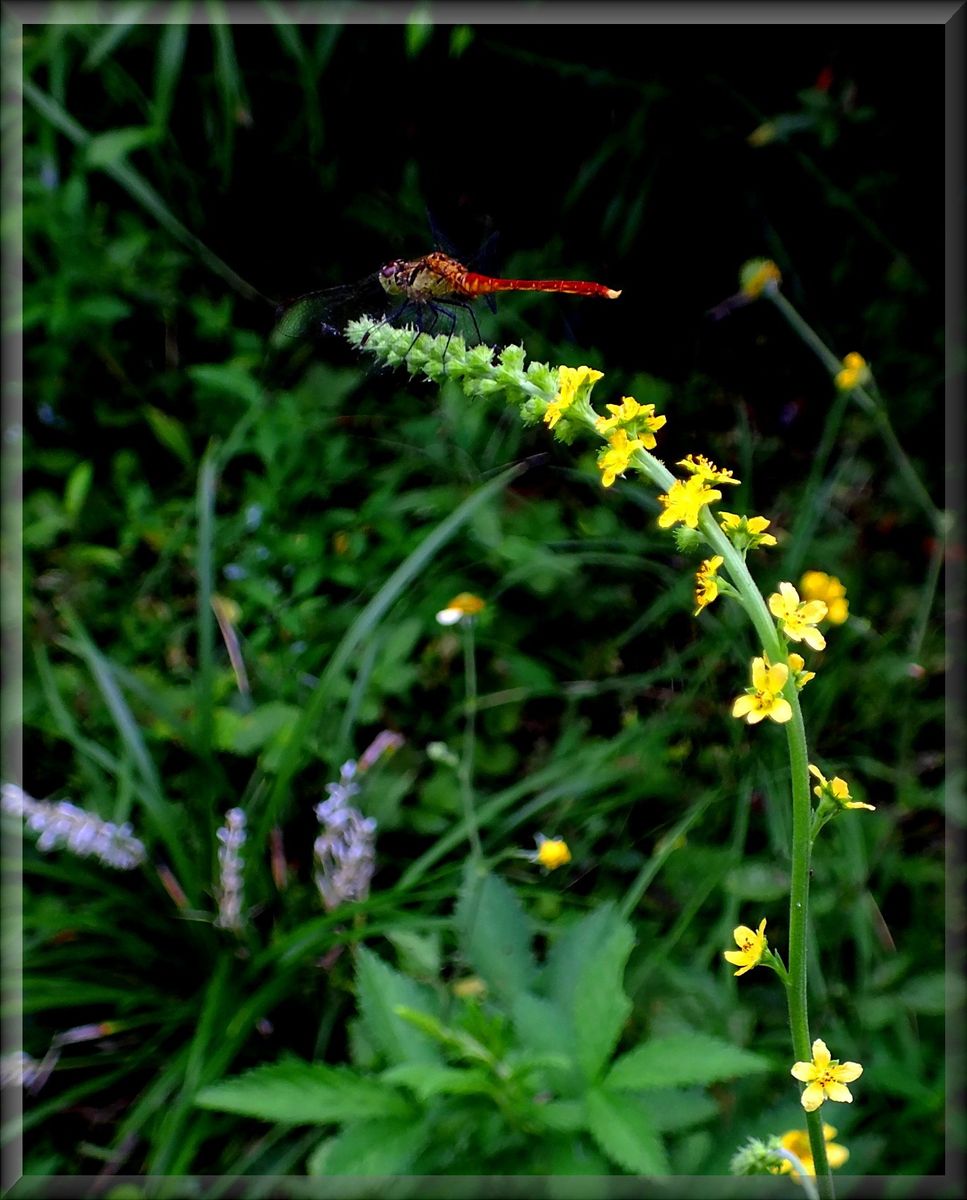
[732,654,793,725]
[723,918,768,976]
[787,653,816,691]
[677,454,740,487]
[529,834,571,871]
[597,428,645,488]
[779,1125,849,1177]
[834,352,872,392]
[595,396,667,449]
[436,592,486,625]
[719,512,778,550]
[694,555,725,615]
[544,364,604,430]
[657,474,722,529]
[739,258,782,298]
[809,764,875,812]
[799,570,849,625]
[768,582,828,651]
[791,1038,863,1112]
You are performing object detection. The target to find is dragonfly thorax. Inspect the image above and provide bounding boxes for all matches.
[377,254,466,302]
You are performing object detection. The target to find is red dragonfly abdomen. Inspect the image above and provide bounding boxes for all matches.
[455,271,621,301]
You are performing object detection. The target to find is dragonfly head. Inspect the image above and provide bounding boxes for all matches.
[378,260,407,296]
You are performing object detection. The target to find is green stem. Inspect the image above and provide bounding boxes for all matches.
[460,618,483,862]
[630,449,835,1196]
[767,291,941,536]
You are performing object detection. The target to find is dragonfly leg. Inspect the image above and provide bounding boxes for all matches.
[361,300,412,346]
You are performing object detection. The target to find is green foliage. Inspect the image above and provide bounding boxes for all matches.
[195,873,769,1174]
[12,12,945,1187]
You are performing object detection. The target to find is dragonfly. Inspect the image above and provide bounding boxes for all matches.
[272,250,622,351]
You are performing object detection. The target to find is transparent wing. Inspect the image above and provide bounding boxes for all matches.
[270,274,384,348]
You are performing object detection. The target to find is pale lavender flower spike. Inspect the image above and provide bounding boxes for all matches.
[2,782,145,870]
[214,807,247,932]
[312,731,401,911]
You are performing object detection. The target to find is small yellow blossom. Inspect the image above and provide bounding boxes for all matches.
[779,1125,849,1177]
[834,352,872,392]
[677,454,741,487]
[809,764,875,811]
[436,593,486,625]
[787,653,816,691]
[799,570,849,625]
[719,512,778,550]
[333,531,350,555]
[723,918,768,976]
[791,1038,863,1112]
[527,834,571,871]
[694,555,725,616]
[732,655,793,725]
[452,976,487,999]
[739,258,782,298]
[657,474,722,529]
[597,428,645,488]
[595,396,667,449]
[544,364,604,430]
[768,582,828,651]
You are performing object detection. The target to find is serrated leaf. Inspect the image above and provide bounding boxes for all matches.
[194,1059,411,1124]
[605,1032,770,1091]
[586,1087,667,1174]
[534,1098,587,1132]
[544,904,634,1083]
[455,866,537,1000]
[381,1063,491,1101]
[355,945,440,1066]
[308,1116,428,1175]
[143,405,192,466]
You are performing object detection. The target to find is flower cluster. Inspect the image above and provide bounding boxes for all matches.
[2,782,145,870]
[214,807,247,932]
[718,512,777,552]
[313,760,377,911]
[800,570,849,624]
[834,351,871,392]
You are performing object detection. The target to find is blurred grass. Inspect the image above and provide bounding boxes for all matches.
[9,13,947,1186]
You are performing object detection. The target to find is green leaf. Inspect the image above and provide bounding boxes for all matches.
[545,904,634,1083]
[63,460,93,522]
[143,405,193,466]
[381,1063,492,1101]
[586,1087,668,1174]
[194,1059,411,1124]
[455,866,537,1000]
[605,1032,770,1091]
[213,702,301,758]
[355,946,440,1067]
[635,1088,719,1133]
[188,363,263,407]
[898,971,951,1015]
[308,1116,429,1175]
[84,125,161,168]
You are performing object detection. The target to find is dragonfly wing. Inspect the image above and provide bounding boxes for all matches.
[270,275,383,347]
